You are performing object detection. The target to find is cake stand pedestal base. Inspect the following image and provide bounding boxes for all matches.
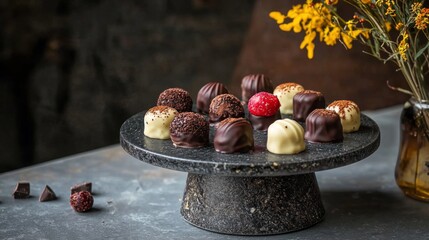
[181,173,325,235]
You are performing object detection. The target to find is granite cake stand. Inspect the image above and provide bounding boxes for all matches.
[120,113,380,236]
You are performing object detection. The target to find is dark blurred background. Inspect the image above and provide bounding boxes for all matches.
[0,0,407,173]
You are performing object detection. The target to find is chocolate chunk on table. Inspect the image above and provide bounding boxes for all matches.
[12,182,30,199]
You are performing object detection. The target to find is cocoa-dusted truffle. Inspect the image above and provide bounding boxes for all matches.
[197,82,229,114]
[305,109,343,143]
[214,118,254,153]
[144,106,178,139]
[209,94,245,123]
[326,100,360,133]
[273,82,305,115]
[70,191,94,213]
[293,90,325,122]
[170,112,209,148]
[241,74,274,103]
[157,88,193,112]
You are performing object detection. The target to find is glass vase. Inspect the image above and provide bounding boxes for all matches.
[395,98,429,202]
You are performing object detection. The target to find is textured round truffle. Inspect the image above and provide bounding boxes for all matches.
[209,94,245,123]
[144,106,178,139]
[241,74,274,103]
[273,83,305,115]
[214,118,254,153]
[70,191,94,212]
[305,109,343,143]
[267,119,305,154]
[197,82,229,114]
[170,112,209,148]
[326,100,361,133]
[157,88,193,112]
[293,90,325,122]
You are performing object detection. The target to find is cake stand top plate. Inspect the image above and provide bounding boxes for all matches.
[120,112,380,176]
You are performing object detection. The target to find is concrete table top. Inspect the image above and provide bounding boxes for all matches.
[1,106,429,239]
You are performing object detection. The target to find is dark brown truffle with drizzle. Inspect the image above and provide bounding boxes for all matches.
[241,74,274,103]
[157,88,193,112]
[197,82,229,114]
[214,118,254,153]
[209,94,245,123]
[170,112,209,148]
[305,109,343,143]
[293,90,325,122]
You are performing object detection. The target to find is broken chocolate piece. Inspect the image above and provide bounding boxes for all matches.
[39,185,57,202]
[12,182,30,199]
[71,182,92,194]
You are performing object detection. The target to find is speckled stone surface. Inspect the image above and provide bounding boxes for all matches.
[181,173,324,235]
[120,113,380,177]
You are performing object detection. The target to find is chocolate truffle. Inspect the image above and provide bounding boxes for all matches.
[214,118,254,153]
[70,191,94,213]
[241,74,274,103]
[209,94,245,123]
[305,109,343,143]
[273,83,305,115]
[267,119,306,154]
[293,90,325,122]
[144,106,178,139]
[326,100,361,133]
[170,112,209,148]
[247,92,281,131]
[197,82,229,114]
[157,88,193,112]
[248,111,281,131]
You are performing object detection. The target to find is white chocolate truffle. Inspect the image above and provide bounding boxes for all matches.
[144,106,178,139]
[326,100,360,133]
[273,83,304,115]
[267,119,305,154]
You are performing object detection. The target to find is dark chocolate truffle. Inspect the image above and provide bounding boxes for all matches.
[241,74,274,103]
[305,109,343,143]
[197,82,229,114]
[157,88,193,112]
[293,90,325,122]
[170,112,209,148]
[12,182,30,199]
[214,118,254,153]
[70,191,94,212]
[248,111,281,131]
[209,94,245,123]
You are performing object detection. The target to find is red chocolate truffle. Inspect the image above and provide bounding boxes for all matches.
[197,82,229,114]
[209,94,245,123]
[305,109,343,143]
[241,74,274,103]
[157,88,193,112]
[214,118,254,153]
[70,191,94,212]
[170,112,209,148]
[293,90,325,122]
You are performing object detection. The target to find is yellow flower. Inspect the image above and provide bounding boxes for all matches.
[325,0,338,5]
[269,11,286,24]
[398,32,409,61]
[395,22,404,31]
[415,8,429,30]
[323,26,341,45]
[411,2,423,14]
[361,0,371,4]
[385,21,392,32]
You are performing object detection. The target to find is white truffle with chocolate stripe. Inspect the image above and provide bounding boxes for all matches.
[144,106,178,139]
[267,119,305,154]
[326,100,360,133]
[273,83,304,115]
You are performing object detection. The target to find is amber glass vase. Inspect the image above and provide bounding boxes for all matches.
[395,98,429,202]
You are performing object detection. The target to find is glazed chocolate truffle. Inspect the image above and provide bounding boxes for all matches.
[305,109,343,143]
[197,82,229,114]
[209,94,245,123]
[293,90,325,122]
[157,88,193,112]
[326,100,360,133]
[273,83,305,115]
[247,92,281,131]
[241,74,274,103]
[214,118,254,153]
[144,106,178,139]
[170,112,209,148]
[267,119,306,154]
